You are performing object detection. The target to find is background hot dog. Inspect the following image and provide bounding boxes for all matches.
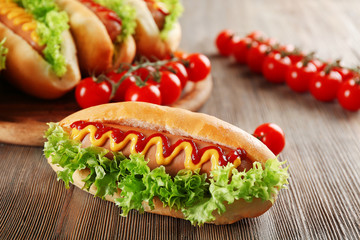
[0,0,81,99]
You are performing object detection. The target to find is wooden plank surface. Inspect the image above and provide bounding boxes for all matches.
[1,0,360,239]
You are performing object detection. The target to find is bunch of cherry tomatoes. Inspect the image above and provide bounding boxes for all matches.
[216,30,360,112]
[75,52,211,109]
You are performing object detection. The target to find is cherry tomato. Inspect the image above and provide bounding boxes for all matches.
[232,37,252,64]
[173,50,188,59]
[253,123,285,156]
[132,66,157,81]
[161,61,188,89]
[246,42,270,73]
[285,61,318,93]
[246,30,265,41]
[337,78,360,111]
[215,29,235,56]
[106,71,136,102]
[185,53,211,82]
[165,50,188,60]
[312,59,326,71]
[333,67,356,82]
[125,83,161,105]
[309,70,342,102]
[158,71,182,105]
[75,77,112,109]
[262,52,291,84]
[263,37,278,47]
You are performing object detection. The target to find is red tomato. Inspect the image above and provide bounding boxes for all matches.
[215,29,235,56]
[125,83,161,105]
[173,50,188,59]
[285,61,318,93]
[263,37,278,47]
[262,52,291,83]
[161,62,188,89]
[106,71,136,102]
[185,53,211,82]
[132,66,157,81]
[337,78,360,111]
[253,123,285,156]
[232,37,252,64]
[312,59,326,71]
[158,71,182,105]
[333,67,357,82]
[246,30,265,40]
[309,70,342,102]
[246,42,270,73]
[75,77,112,109]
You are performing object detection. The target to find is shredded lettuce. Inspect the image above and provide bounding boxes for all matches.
[14,0,69,77]
[0,38,8,70]
[159,0,183,40]
[94,0,137,42]
[44,123,289,225]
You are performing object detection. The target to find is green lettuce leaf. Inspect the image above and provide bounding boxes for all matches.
[0,38,8,70]
[44,123,289,226]
[94,0,137,42]
[14,0,69,77]
[159,0,183,40]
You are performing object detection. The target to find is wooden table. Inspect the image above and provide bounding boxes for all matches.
[1,0,360,239]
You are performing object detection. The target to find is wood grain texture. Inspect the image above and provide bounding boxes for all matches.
[1,0,360,239]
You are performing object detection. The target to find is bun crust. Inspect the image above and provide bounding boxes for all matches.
[125,0,181,59]
[56,0,135,75]
[60,102,275,165]
[48,158,273,225]
[0,22,80,99]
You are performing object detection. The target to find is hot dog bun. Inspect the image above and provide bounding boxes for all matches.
[59,102,275,165]
[124,0,181,59]
[47,102,283,225]
[0,22,80,99]
[56,0,136,75]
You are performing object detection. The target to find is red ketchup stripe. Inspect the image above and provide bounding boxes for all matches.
[70,121,247,166]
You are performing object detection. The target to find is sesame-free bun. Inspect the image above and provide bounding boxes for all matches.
[124,0,181,59]
[60,102,275,165]
[50,102,276,224]
[0,22,80,99]
[56,0,136,75]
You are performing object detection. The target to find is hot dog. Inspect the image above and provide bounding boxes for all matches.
[124,0,182,59]
[0,0,80,99]
[44,102,289,225]
[56,0,137,75]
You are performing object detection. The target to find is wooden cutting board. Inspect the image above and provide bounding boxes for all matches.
[0,75,212,147]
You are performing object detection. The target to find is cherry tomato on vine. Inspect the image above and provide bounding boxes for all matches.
[216,29,235,56]
[333,67,357,82]
[185,53,211,82]
[75,77,112,109]
[132,66,157,81]
[309,70,342,102]
[161,61,188,89]
[106,71,136,102]
[246,42,270,73]
[125,83,161,105]
[158,71,182,105]
[337,78,360,111]
[232,37,252,64]
[285,61,318,93]
[246,30,265,41]
[253,123,285,156]
[262,52,291,83]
